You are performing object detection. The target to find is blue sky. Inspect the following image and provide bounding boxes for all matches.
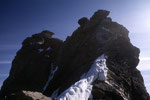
[0,0,150,93]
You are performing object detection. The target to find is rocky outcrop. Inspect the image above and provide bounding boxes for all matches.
[0,10,149,100]
[0,30,63,99]
[2,90,53,100]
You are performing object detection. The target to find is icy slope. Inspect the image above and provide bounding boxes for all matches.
[58,54,108,100]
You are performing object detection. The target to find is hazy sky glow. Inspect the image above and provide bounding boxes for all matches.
[0,0,150,93]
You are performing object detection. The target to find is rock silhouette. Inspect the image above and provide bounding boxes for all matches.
[0,10,149,100]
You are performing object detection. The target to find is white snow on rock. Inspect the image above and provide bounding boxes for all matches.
[38,48,44,53]
[101,27,110,32]
[58,54,108,100]
[46,47,51,51]
[38,47,51,53]
[42,64,58,92]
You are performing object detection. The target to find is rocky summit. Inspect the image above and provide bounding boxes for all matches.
[0,10,149,100]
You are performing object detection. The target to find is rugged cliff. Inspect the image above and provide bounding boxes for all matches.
[0,10,149,100]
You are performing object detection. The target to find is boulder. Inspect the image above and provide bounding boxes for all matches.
[2,90,53,100]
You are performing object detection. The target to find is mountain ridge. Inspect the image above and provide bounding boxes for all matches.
[0,10,149,100]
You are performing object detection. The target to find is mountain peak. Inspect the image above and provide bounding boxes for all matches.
[0,10,149,100]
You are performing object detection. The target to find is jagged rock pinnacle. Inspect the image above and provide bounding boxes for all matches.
[0,10,149,100]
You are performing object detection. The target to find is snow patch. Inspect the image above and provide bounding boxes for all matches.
[101,27,110,32]
[37,41,44,45]
[105,81,128,100]
[46,47,51,51]
[58,54,108,100]
[38,48,44,52]
[42,64,58,92]
[38,47,51,53]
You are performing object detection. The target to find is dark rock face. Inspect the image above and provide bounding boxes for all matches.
[0,31,63,99]
[0,10,149,100]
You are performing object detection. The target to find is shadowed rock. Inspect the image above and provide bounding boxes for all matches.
[0,31,63,99]
[0,10,149,100]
